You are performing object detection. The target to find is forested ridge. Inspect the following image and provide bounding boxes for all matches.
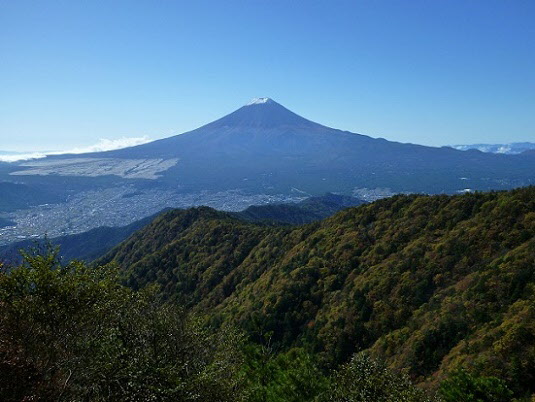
[1,187,533,400]
[101,186,535,398]
[234,193,365,225]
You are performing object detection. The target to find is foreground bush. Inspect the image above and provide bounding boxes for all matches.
[3,248,522,401]
[243,346,330,401]
[319,353,437,402]
[438,369,513,402]
[0,249,244,401]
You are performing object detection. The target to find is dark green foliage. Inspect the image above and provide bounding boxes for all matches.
[235,193,365,225]
[104,187,535,397]
[438,369,513,402]
[243,346,330,401]
[319,353,435,402]
[0,248,435,402]
[0,248,245,401]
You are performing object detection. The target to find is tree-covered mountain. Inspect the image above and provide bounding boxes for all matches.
[101,187,535,398]
[1,248,450,402]
[234,193,365,225]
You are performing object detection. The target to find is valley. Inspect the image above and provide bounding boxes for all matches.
[0,184,303,245]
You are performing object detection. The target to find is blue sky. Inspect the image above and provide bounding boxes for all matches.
[1,0,534,151]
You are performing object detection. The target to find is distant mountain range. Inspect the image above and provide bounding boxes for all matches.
[451,142,535,155]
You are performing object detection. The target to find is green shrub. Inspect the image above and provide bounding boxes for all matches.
[0,249,245,401]
[439,369,513,402]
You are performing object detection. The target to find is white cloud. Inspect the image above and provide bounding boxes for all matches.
[62,136,152,154]
[0,152,49,162]
[0,136,152,162]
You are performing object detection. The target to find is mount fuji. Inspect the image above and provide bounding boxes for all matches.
[11,98,535,195]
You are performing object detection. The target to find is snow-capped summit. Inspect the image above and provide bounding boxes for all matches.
[247,97,272,105]
[206,97,319,129]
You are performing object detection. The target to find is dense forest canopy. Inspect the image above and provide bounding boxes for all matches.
[1,249,519,401]
[1,187,533,400]
[102,186,535,399]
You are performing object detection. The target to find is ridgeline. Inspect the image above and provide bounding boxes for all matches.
[101,186,535,397]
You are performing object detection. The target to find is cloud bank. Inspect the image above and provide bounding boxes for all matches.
[0,136,152,162]
[63,136,152,154]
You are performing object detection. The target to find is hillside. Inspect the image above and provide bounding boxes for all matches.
[0,181,64,212]
[102,187,535,397]
[234,193,365,225]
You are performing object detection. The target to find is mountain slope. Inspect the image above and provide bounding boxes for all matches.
[102,187,535,396]
[103,99,535,194]
[0,181,64,212]
[23,98,535,195]
[235,193,365,225]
